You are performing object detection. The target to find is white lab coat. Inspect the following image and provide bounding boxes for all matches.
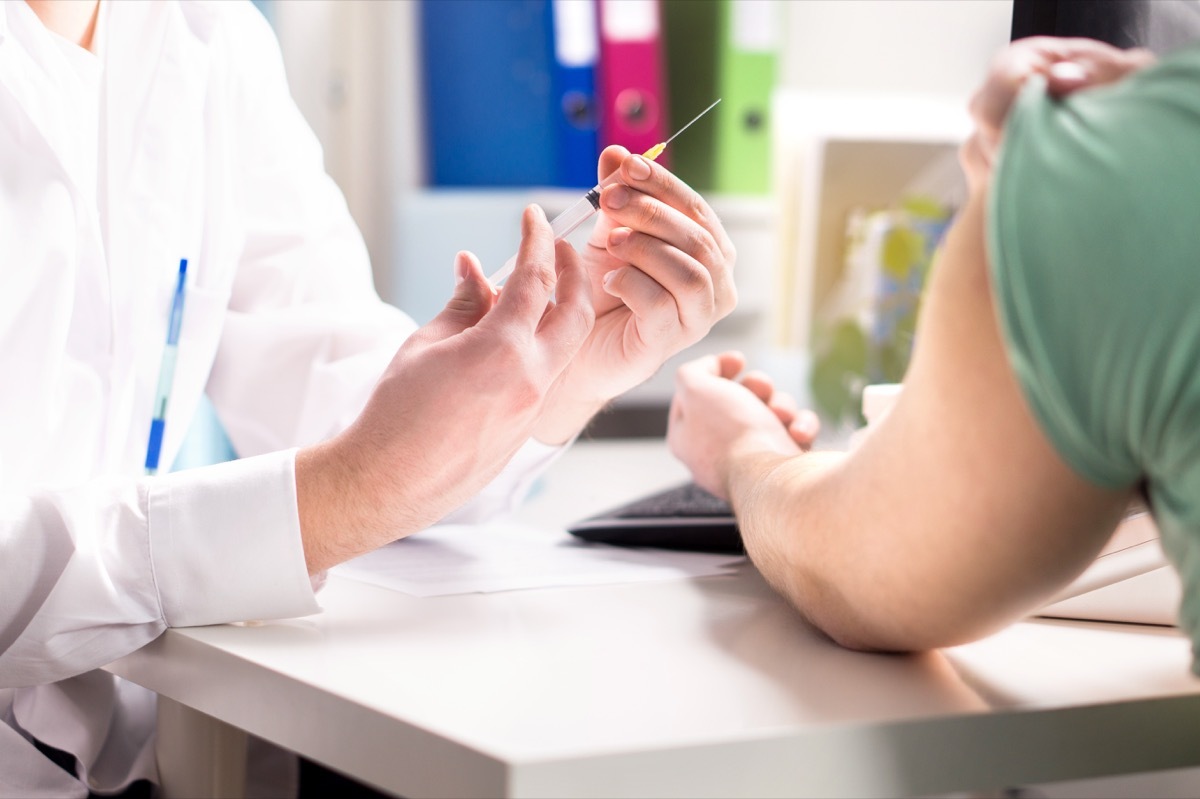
[0,2,559,796]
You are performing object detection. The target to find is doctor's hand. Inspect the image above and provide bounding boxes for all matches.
[531,146,737,444]
[962,36,1154,191]
[667,352,817,501]
[296,206,594,574]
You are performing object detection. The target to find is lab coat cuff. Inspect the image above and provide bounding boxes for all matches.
[484,436,569,516]
[148,449,320,627]
[514,436,571,475]
[440,437,569,524]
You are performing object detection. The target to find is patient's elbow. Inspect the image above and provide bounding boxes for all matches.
[802,601,928,655]
[774,572,992,655]
[822,623,913,655]
[812,595,1009,655]
[764,574,915,653]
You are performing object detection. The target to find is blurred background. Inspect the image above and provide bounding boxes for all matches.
[253,0,1014,438]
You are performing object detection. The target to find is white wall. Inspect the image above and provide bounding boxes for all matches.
[271,0,423,301]
[781,0,1013,98]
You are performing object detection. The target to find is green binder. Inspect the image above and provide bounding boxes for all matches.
[664,0,779,194]
[713,0,779,195]
[664,0,720,191]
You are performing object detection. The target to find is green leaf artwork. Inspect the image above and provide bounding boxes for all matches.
[810,197,952,426]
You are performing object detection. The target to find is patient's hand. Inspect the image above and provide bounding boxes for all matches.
[962,36,1155,190]
[667,352,815,500]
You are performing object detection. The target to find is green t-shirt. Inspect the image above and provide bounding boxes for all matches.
[988,44,1200,667]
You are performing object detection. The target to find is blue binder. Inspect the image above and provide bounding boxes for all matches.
[419,0,558,187]
[550,0,601,187]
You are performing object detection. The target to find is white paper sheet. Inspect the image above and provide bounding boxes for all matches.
[332,522,742,597]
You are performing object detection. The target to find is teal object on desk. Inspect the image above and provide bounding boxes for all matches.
[171,396,237,472]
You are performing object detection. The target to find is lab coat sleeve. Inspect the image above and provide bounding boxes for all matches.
[204,5,567,522]
[0,450,318,689]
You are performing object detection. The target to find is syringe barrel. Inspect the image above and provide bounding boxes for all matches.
[548,191,602,241]
[488,190,603,286]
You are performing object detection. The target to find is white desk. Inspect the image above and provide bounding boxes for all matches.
[107,440,1200,798]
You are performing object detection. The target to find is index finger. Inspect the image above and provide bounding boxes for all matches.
[970,39,1059,142]
[971,37,1150,139]
[533,240,595,373]
[488,205,559,333]
[616,154,736,264]
[597,144,630,183]
[676,351,745,388]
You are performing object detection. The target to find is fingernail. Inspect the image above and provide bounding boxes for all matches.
[628,155,652,181]
[602,269,619,290]
[608,227,631,247]
[454,253,468,285]
[604,186,630,210]
[795,411,819,436]
[1049,61,1087,82]
[523,205,545,230]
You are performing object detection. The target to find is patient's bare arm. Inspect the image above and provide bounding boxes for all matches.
[669,187,1133,652]
[667,37,1152,653]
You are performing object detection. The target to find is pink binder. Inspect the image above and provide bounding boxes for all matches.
[596,0,670,165]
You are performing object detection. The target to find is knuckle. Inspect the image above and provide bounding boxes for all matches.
[678,227,706,258]
[690,229,722,267]
[717,281,739,317]
[575,296,597,332]
[640,198,668,229]
[686,196,710,223]
[679,260,712,300]
[558,303,595,352]
[532,258,557,293]
[650,292,679,332]
[651,163,674,193]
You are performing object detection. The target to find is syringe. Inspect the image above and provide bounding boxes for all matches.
[488,99,721,287]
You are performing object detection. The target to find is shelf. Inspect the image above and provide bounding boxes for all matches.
[771,91,971,351]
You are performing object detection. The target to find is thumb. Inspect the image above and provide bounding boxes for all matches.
[598,144,631,182]
[424,251,496,340]
[716,351,747,380]
[676,351,744,390]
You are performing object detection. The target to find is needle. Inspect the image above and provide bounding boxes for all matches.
[643,98,722,160]
[488,99,723,287]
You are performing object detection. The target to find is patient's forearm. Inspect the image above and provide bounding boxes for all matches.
[727,445,980,653]
[725,449,890,650]
[720,184,1139,655]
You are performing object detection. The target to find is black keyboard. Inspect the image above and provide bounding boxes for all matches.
[608,481,734,518]
[567,482,743,554]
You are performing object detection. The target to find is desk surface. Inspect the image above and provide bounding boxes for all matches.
[109,441,1200,798]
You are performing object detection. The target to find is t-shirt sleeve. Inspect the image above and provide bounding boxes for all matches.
[984,64,1200,490]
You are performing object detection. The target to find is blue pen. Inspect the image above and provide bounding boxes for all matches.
[145,258,189,475]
